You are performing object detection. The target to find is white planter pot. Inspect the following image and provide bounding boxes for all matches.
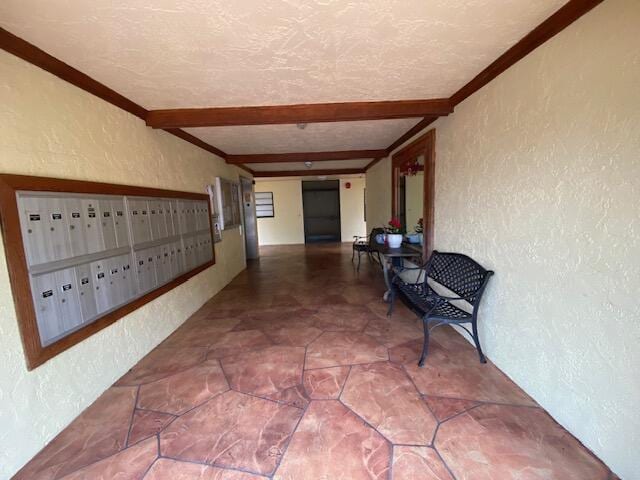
[387,233,403,248]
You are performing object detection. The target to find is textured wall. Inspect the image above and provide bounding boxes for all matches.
[339,177,367,242]
[0,51,247,478]
[365,157,392,232]
[375,1,639,477]
[255,179,306,245]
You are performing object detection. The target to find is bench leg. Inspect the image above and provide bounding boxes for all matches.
[472,319,487,363]
[357,251,362,271]
[418,319,430,367]
[386,288,395,316]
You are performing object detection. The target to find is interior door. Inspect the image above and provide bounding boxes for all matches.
[302,180,341,243]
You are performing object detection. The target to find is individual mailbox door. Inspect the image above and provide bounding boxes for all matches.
[65,197,88,257]
[134,248,155,294]
[202,233,213,263]
[196,201,210,231]
[163,200,175,237]
[90,258,111,314]
[184,236,196,271]
[106,257,124,308]
[99,199,118,251]
[82,198,104,254]
[19,195,55,265]
[118,254,136,303]
[75,263,98,324]
[111,198,129,247]
[154,246,169,285]
[149,200,162,240]
[162,243,173,281]
[46,198,72,261]
[174,241,185,276]
[31,272,64,345]
[128,198,152,245]
[55,267,83,333]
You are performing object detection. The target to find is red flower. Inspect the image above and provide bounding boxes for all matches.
[388,218,401,229]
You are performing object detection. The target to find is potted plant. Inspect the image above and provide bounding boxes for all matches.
[386,218,403,248]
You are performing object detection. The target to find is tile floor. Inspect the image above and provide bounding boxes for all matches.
[14,244,616,479]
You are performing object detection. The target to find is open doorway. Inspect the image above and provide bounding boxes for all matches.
[302,180,341,243]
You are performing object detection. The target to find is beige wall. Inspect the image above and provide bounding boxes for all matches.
[339,177,367,241]
[367,1,639,477]
[365,157,392,232]
[0,51,248,478]
[255,179,305,245]
[257,177,367,245]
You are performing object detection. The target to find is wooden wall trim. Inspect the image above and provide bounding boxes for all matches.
[0,174,215,370]
[145,99,453,128]
[252,168,365,178]
[228,149,386,164]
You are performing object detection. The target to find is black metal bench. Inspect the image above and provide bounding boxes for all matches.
[388,251,494,367]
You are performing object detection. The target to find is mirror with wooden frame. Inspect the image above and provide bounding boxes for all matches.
[391,129,435,262]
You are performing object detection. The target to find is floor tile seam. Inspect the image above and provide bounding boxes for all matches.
[116,353,210,387]
[211,342,276,362]
[232,389,307,410]
[157,453,271,478]
[270,397,311,477]
[304,358,391,370]
[140,446,161,479]
[48,429,157,480]
[431,443,459,480]
[336,397,395,448]
[125,385,142,448]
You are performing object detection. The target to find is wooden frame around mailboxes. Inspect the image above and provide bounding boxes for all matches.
[0,174,216,370]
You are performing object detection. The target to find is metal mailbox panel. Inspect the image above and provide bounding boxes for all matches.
[75,263,98,324]
[153,245,169,285]
[99,199,118,251]
[81,198,105,254]
[55,267,83,333]
[31,272,64,345]
[19,196,56,265]
[65,198,88,257]
[111,198,129,247]
[174,241,185,276]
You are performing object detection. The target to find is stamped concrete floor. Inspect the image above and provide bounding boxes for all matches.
[15,244,616,480]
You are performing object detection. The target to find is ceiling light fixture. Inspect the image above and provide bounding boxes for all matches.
[304,161,313,169]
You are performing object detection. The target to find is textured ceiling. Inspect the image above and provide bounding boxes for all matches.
[249,159,371,172]
[0,0,567,109]
[184,119,420,155]
[1,0,569,172]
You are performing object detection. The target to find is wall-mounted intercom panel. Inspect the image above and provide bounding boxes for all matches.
[15,190,214,350]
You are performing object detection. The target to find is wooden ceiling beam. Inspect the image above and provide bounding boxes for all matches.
[252,168,365,178]
[145,100,451,128]
[227,149,386,164]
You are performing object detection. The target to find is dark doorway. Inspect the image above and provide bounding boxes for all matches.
[302,180,341,243]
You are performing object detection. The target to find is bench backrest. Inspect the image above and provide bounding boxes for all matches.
[425,251,494,305]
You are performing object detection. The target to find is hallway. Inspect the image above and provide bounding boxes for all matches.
[15,244,614,479]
